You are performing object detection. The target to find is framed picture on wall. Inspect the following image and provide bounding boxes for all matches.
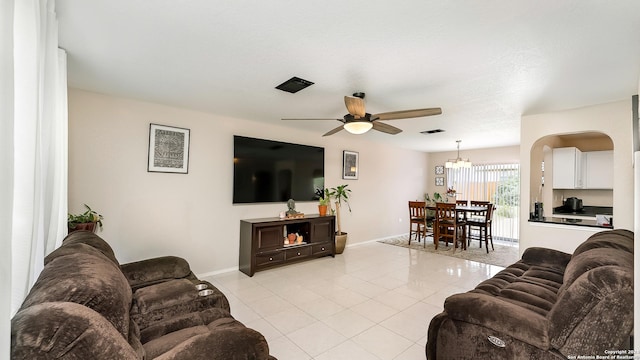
[435,177,444,186]
[148,123,190,174]
[342,150,359,180]
[435,165,444,175]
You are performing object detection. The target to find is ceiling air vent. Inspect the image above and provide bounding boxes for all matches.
[275,76,314,93]
[421,129,445,134]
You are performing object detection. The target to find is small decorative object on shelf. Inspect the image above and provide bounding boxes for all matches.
[285,198,304,218]
[446,187,457,196]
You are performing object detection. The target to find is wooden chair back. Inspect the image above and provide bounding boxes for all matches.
[469,201,491,221]
[435,202,457,224]
[409,201,426,220]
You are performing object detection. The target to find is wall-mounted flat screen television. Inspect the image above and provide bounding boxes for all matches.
[233,135,325,204]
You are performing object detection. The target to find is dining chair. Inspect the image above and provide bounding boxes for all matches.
[408,201,427,246]
[466,202,494,253]
[434,202,466,251]
[455,200,468,221]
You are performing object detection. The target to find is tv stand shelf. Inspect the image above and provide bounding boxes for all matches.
[239,215,335,277]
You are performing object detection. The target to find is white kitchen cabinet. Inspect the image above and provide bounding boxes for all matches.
[584,150,613,189]
[552,147,584,189]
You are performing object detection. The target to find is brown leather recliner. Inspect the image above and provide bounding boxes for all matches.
[427,229,634,359]
[11,231,276,359]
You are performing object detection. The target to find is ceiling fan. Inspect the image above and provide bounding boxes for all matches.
[282,92,442,136]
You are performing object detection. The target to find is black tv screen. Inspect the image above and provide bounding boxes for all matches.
[233,136,325,204]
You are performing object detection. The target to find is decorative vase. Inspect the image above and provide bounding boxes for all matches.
[318,204,328,216]
[335,232,347,254]
[287,233,297,243]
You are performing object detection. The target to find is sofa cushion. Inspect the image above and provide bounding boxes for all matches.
[11,302,141,359]
[20,250,133,339]
[548,265,634,356]
[131,279,231,330]
[471,262,564,316]
[44,242,120,270]
[121,256,194,290]
[59,230,120,265]
[143,313,271,360]
[560,247,633,294]
[140,307,233,343]
[572,229,634,257]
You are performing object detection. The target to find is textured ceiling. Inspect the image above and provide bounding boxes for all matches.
[56,1,640,152]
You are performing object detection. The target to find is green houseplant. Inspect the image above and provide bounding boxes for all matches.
[316,188,332,216]
[329,184,351,254]
[68,204,103,233]
[424,192,444,227]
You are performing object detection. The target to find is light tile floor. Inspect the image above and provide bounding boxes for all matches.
[202,241,505,360]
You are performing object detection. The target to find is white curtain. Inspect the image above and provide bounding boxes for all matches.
[10,0,68,317]
[1,0,16,355]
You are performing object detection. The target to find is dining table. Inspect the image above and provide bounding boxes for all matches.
[426,204,489,249]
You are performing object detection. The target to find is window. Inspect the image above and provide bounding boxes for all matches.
[447,163,520,242]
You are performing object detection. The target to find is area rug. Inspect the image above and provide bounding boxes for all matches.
[379,234,519,268]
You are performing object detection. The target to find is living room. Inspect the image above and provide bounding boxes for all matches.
[5,1,639,359]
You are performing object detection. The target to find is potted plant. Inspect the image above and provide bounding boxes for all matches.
[68,204,103,233]
[424,192,444,206]
[329,184,351,254]
[424,192,444,227]
[316,188,332,216]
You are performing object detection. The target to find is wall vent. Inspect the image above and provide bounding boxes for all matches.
[275,77,314,93]
[421,129,445,134]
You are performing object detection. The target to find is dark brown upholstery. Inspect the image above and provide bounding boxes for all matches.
[12,231,275,359]
[427,229,634,359]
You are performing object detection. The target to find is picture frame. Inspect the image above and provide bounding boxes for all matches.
[342,150,359,180]
[148,123,190,174]
[435,165,445,175]
[435,177,445,186]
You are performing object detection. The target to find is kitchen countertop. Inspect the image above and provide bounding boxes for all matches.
[528,217,613,229]
[552,205,613,217]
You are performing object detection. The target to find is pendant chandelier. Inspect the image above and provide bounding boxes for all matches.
[445,140,472,169]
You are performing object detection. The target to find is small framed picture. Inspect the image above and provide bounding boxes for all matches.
[435,165,444,175]
[342,150,359,180]
[148,123,190,174]
[435,177,445,186]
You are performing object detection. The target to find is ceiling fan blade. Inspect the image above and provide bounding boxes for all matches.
[282,118,342,121]
[372,121,402,135]
[371,107,442,121]
[344,96,366,118]
[323,125,345,137]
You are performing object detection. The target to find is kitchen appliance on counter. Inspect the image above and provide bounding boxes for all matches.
[564,197,583,212]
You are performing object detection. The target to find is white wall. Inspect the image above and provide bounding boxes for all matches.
[520,99,635,254]
[68,89,429,275]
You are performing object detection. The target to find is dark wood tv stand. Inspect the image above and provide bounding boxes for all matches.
[239,215,336,276]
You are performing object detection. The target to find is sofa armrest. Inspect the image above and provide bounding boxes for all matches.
[120,256,195,290]
[443,292,550,349]
[521,247,571,270]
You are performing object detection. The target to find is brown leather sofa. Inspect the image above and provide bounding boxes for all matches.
[11,231,275,359]
[427,229,634,359]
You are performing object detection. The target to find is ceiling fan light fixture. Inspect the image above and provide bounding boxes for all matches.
[445,140,472,169]
[343,121,373,135]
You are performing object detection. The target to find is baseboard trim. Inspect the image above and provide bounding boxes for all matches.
[197,266,239,279]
